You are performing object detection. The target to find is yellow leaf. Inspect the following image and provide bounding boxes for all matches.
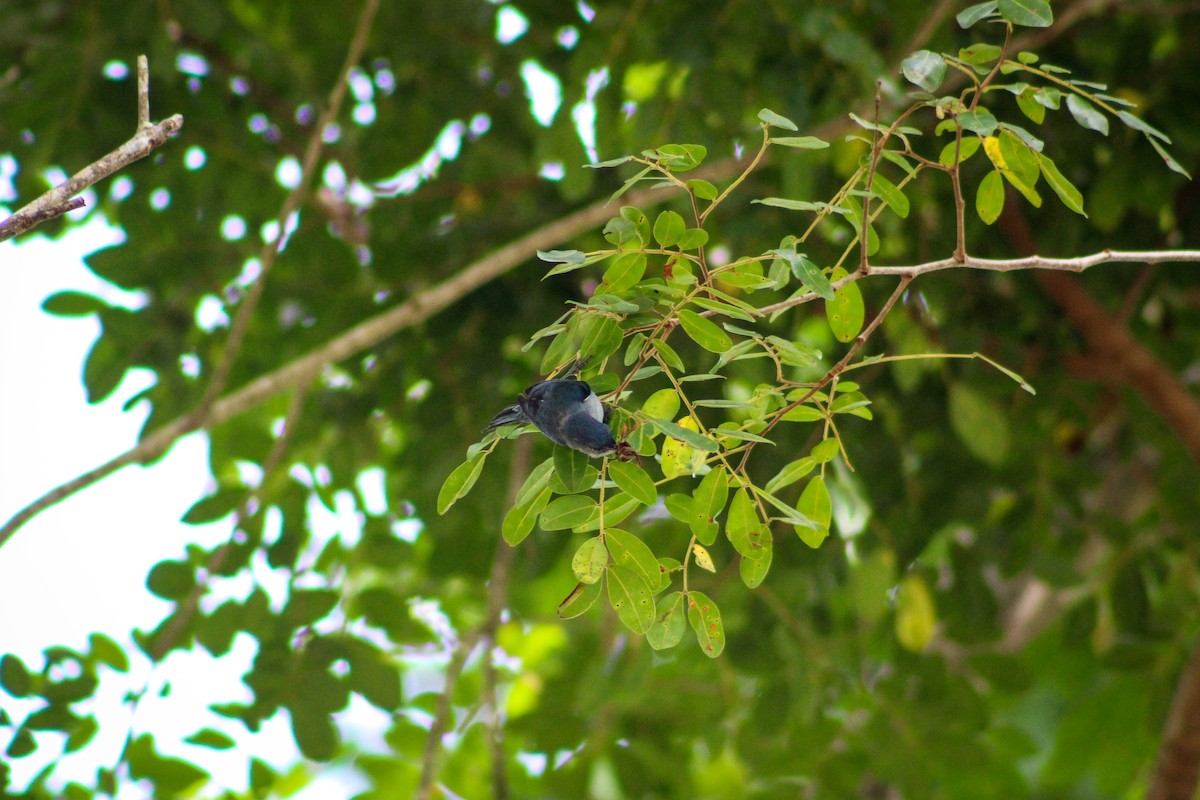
[982,135,1005,170]
[895,574,937,651]
[691,543,716,572]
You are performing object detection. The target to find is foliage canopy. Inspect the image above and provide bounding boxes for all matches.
[2,1,1200,798]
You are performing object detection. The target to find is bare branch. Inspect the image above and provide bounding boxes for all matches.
[0,54,182,244]
[756,250,1200,318]
[1148,639,1200,800]
[418,630,480,800]
[0,114,183,243]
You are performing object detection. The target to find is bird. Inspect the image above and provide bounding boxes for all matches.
[484,370,617,458]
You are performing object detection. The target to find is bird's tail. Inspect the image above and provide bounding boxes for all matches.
[482,404,528,434]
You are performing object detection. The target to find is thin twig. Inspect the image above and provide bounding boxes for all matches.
[137,56,151,129]
[3,246,1197,550]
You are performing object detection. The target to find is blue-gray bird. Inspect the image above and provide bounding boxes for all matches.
[484,374,617,458]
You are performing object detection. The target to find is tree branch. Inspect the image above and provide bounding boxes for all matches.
[0,57,182,243]
[1148,639,1200,800]
[191,0,380,418]
[417,629,480,800]
[3,244,1198,549]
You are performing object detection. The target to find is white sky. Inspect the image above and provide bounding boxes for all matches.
[0,219,332,795]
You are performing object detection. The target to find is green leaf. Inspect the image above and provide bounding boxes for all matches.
[739,540,773,588]
[1148,136,1192,179]
[647,591,687,650]
[558,580,604,619]
[1066,94,1108,135]
[586,155,635,169]
[957,1,998,28]
[757,108,798,131]
[976,170,1005,225]
[825,268,865,343]
[714,427,772,444]
[901,50,946,92]
[870,171,909,218]
[677,228,709,251]
[656,144,707,171]
[540,495,599,530]
[514,458,555,507]
[607,565,655,634]
[0,654,32,697]
[344,640,400,711]
[653,210,686,247]
[651,338,686,372]
[690,467,729,546]
[437,454,486,515]
[649,417,720,452]
[608,165,653,205]
[83,334,127,404]
[753,197,830,212]
[764,457,816,495]
[1116,110,1170,143]
[642,388,681,421]
[895,575,937,651]
[959,43,1002,67]
[503,485,552,546]
[957,109,998,136]
[811,438,840,462]
[181,488,247,525]
[938,136,980,167]
[537,249,586,265]
[185,728,236,750]
[770,136,830,150]
[948,383,1010,467]
[573,492,642,532]
[558,579,605,619]
[1016,89,1046,124]
[147,560,194,600]
[688,295,757,323]
[605,528,661,588]
[688,178,718,200]
[603,253,647,294]
[678,309,733,353]
[291,707,338,761]
[554,446,596,493]
[687,591,725,657]
[89,633,130,672]
[608,461,657,506]
[42,291,108,317]
[998,0,1052,27]
[572,536,608,584]
[726,488,769,560]
[1037,153,1086,216]
[772,249,834,301]
[795,477,831,548]
[284,588,338,626]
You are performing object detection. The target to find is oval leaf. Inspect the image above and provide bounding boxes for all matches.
[608,461,657,506]
[687,591,725,657]
[678,309,733,353]
[647,591,687,650]
[572,536,608,584]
